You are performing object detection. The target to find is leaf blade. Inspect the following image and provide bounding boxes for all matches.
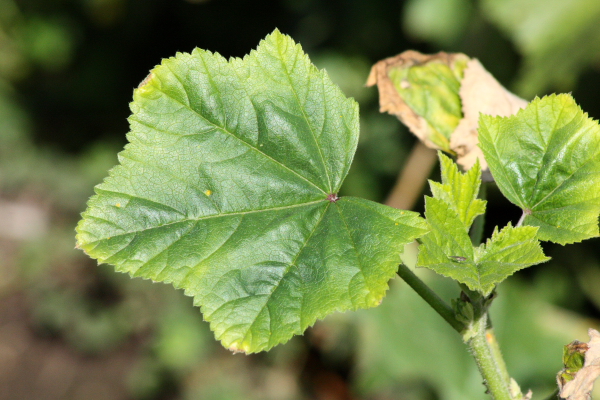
[76,30,428,353]
[479,94,600,244]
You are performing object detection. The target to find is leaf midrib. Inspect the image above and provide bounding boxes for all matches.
[274,40,333,192]
[83,199,327,246]
[149,82,328,196]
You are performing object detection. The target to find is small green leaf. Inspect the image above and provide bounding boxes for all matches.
[473,224,550,295]
[429,153,486,229]
[417,196,479,289]
[479,94,600,244]
[418,203,548,295]
[388,56,468,151]
[76,30,427,353]
[418,156,548,295]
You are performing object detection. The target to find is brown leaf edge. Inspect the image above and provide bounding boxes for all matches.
[558,328,600,400]
[366,51,469,151]
[450,59,527,171]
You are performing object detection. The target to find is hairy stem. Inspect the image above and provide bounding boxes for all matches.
[468,313,513,400]
[485,328,512,388]
[396,264,464,332]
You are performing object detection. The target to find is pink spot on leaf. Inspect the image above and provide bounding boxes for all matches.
[327,193,339,202]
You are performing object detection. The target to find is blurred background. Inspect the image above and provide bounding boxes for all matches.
[1,0,600,399]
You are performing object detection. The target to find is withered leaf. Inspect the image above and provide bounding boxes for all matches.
[368,51,527,171]
[559,329,600,400]
[450,59,527,170]
[367,51,469,152]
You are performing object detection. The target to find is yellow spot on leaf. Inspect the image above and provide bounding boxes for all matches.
[205,189,212,196]
[228,341,250,354]
[395,222,399,226]
[116,203,121,208]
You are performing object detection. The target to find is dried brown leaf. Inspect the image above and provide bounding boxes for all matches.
[366,51,468,150]
[450,59,527,170]
[559,329,600,400]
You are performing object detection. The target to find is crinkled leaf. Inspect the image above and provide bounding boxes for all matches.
[418,203,548,295]
[417,196,479,287]
[418,156,548,295]
[559,329,600,400]
[429,152,486,229]
[472,224,549,295]
[76,30,428,354]
[367,51,526,170]
[479,94,600,245]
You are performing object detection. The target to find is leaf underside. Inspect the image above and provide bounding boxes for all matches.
[479,94,600,244]
[76,30,427,353]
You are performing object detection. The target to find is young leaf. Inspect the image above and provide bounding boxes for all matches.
[472,224,549,295]
[417,155,548,295]
[418,204,548,295]
[429,152,486,229]
[76,30,427,354]
[417,196,479,288]
[479,94,600,244]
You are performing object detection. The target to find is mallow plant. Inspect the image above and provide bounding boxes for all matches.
[76,30,600,400]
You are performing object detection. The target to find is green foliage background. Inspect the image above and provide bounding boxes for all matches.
[1,0,600,399]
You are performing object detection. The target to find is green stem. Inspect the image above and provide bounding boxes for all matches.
[516,211,527,227]
[485,328,512,387]
[396,264,464,332]
[467,314,513,400]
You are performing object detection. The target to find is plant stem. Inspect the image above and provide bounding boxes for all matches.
[516,211,527,227]
[398,266,520,399]
[467,313,513,400]
[485,328,512,387]
[396,263,464,332]
[385,141,437,210]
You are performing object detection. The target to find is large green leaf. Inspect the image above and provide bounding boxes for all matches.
[479,94,600,244]
[417,154,548,295]
[76,30,427,353]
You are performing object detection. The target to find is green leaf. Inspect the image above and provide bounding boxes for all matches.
[418,200,548,295]
[479,94,600,244]
[417,196,479,288]
[76,30,427,353]
[429,153,486,229]
[417,156,548,295]
[388,56,468,151]
[473,224,550,295]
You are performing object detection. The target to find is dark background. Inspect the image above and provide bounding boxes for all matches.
[1,0,600,399]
